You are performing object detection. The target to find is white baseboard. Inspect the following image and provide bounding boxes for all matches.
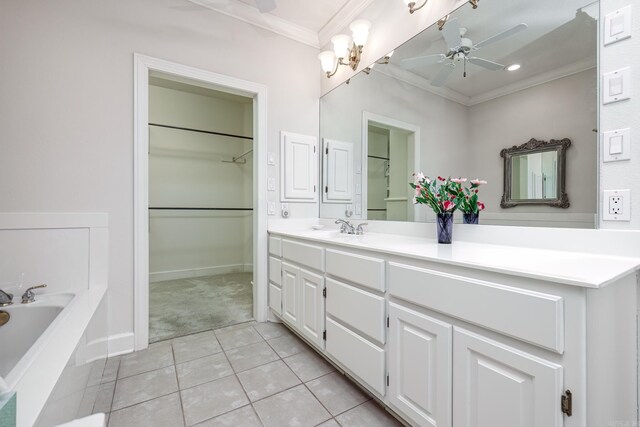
[107,333,136,357]
[85,337,109,364]
[149,264,254,283]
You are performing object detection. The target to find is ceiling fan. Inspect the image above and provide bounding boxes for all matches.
[400,18,528,87]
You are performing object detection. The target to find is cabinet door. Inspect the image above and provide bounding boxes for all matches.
[323,138,353,202]
[281,131,317,202]
[388,303,452,427]
[453,328,563,427]
[281,262,299,327]
[299,268,325,349]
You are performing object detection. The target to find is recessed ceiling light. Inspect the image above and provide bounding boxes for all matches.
[505,64,521,72]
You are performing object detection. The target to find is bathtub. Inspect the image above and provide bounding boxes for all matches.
[0,293,75,391]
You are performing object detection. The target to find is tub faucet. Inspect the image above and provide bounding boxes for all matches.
[0,289,13,307]
[335,219,355,234]
[21,284,47,304]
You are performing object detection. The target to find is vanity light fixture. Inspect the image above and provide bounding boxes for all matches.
[405,0,478,15]
[505,63,521,71]
[364,51,394,74]
[318,19,373,78]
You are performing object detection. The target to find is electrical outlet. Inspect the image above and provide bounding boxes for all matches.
[603,189,631,221]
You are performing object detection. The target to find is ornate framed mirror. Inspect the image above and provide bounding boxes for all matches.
[500,138,571,208]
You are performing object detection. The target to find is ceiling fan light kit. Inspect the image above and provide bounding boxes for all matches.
[319,19,372,78]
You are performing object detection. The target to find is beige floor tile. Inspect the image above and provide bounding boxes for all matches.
[193,405,262,427]
[181,375,249,426]
[118,342,174,379]
[253,384,331,427]
[267,334,308,358]
[216,326,264,351]
[316,420,341,427]
[108,393,184,427]
[173,331,223,364]
[306,372,369,416]
[225,341,279,373]
[214,321,257,335]
[283,351,335,382]
[253,322,289,340]
[334,401,403,427]
[176,353,233,390]
[112,366,178,411]
[237,360,300,401]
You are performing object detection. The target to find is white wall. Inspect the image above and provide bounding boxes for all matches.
[0,0,320,347]
[467,69,598,217]
[599,0,640,229]
[148,84,253,281]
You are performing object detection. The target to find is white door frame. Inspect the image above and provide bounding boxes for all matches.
[361,111,422,222]
[133,53,268,351]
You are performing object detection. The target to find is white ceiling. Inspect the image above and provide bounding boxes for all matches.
[186,0,374,47]
[382,0,597,103]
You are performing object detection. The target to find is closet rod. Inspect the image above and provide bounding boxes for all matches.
[149,123,253,141]
[149,207,253,211]
[368,155,390,161]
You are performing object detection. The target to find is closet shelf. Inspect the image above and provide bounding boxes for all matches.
[149,123,253,141]
[149,207,253,211]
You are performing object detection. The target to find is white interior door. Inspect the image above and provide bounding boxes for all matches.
[299,268,325,349]
[323,138,353,202]
[388,303,452,427]
[281,262,299,326]
[453,327,563,427]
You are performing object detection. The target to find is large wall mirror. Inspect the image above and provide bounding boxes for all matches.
[319,0,598,228]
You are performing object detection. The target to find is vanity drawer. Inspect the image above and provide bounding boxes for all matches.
[326,318,386,396]
[389,263,564,353]
[282,239,324,272]
[326,249,385,292]
[269,282,282,315]
[269,256,281,285]
[326,278,386,344]
[269,236,282,256]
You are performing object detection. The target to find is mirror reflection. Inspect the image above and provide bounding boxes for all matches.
[320,0,598,228]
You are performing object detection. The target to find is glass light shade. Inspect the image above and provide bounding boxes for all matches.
[350,19,372,46]
[331,34,352,59]
[318,51,336,73]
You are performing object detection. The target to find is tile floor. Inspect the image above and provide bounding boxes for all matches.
[149,273,254,342]
[93,321,403,427]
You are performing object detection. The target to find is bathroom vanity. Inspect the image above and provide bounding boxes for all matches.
[267,225,640,427]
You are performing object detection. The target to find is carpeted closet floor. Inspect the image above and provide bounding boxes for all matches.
[149,272,253,343]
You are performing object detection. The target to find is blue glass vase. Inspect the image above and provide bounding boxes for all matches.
[436,213,453,244]
[463,212,479,225]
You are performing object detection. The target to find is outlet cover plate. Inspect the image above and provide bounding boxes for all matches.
[603,189,631,221]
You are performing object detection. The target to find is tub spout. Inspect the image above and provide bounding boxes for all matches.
[21,284,47,304]
[0,289,13,306]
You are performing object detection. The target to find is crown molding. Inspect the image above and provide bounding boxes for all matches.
[318,0,377,48]
[467,57,597,106]
[376,63,471,106]
[188,0,320,48]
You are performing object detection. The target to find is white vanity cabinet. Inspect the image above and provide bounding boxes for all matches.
[267,231,640,427]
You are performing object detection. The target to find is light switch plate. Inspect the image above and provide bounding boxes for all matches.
[355,203,362,215]
[267,202,275,215]
[603,68,631,104]
[602,189,631,221]
[267,177,275,191]
[267,152,276,165]
[604,5,632,46]
[603,128,631,162]
[355,183,361,195]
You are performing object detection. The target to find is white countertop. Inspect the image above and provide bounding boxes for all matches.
[269,227,640,289]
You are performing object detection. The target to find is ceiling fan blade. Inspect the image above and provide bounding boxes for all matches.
[473,23,528,49]
[431,64,455,87]
[441,18,462,50]
[400,54,446,70]
[255,0,276,13]
[468,57,505,70]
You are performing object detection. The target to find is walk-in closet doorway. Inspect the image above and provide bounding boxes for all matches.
[133,54,268,351]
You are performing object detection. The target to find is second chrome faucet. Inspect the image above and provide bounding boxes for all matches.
[335,219,368,235]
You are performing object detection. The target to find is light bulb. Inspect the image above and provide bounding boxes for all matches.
[505,64,521,71]
[331,34,352,59]
[318,51,336,73]
[350,19,372,47]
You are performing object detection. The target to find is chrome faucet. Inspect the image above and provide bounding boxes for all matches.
[21,284,47,304]
[356,223,368,235]
[335,219,355,234]
[0,289,13,307]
